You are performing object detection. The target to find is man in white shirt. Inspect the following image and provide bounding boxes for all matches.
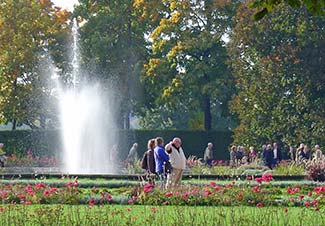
[165,137,186,188]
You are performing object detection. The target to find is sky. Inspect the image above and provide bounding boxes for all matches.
[52,0,79,11]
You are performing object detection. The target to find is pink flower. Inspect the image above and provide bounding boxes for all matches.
[182,193,189,199]
[226,183,233,188]
[210,181,217,186]
[204,191,212,197]
[35,183,46,190]
[304,201,311,207]
[17,193,26,200]
[252,186,260,193]
[256,202,263,208]
[89,198,95,208]
[308,192,313,197]
[1,191,8,199]
[43,190,50,196]
[262,173,273,182]
[106,194,112,200]
[25,201,32,205]
[255,177,263,184]
[298,195,304,200]
[144,183,155,193]
[213,186,219,191]
[165,192,173,197]
[247,176,252,180]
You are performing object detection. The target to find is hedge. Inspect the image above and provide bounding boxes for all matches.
[0,129,233,160]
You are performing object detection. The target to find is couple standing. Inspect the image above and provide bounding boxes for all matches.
[154,137,186,189]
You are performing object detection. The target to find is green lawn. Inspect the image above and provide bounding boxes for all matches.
[0,205,324,226]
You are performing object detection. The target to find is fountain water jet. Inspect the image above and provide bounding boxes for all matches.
[58,20,118,174]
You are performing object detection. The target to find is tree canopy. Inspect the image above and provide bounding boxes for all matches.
[0,0,70,129]
[228,1,325,147]
[134,0,236,130]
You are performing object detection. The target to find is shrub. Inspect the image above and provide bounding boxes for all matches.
[306,159,325,182]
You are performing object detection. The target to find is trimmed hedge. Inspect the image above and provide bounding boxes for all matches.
[0,129,233,160]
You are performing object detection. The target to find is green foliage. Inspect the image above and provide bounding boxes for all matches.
[135,0,237,130]
[73,0,147,129]
[228,2,325,148]
[0,0,70,129]
[250,0,325,20]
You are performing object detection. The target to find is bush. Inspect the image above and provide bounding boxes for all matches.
[306,159,325,182]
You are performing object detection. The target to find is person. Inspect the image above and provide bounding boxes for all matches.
[235,146,244,165]
[272,142,282,166]
[229,145,237,167]
[203,142,213,167]
[0,143,6,168]
[313,145,323,160]
[126,143,138,165]
[154,137,170,189]
[262,144,274,169]
[141,139,156,182]
[299,144,310,161]
[248,146,257,163]
[288,146,296,162]
[165,137,186,188]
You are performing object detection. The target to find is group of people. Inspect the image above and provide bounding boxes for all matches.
[229,142,324,169]
[140,137,187,189]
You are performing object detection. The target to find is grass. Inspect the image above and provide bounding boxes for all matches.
[0,204,324,226]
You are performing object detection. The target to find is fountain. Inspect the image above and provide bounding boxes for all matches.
[58,20,118,174]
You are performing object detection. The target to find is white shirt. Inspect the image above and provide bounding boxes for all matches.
[273,148,277,159]
[168,146,186,170]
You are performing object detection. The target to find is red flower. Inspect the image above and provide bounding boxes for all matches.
[35,183,46,190]
[89,198,95,208]
[106,194,113,200]
[43,190,50,196]
[226,183,233,188]
[255,177,263,184]
[204,191,212,197]
[213,186,219,191]
[210,181,217,187]
[1,191,8,199]
[261,173,273,182]
[304,201,311,207]
[165,192,173,197]
[144,183,155,193]
[25,201,32,205]
[247,176,253,180]
[252,186,261,193]
[182,193,189,199]
[256,202,263,208]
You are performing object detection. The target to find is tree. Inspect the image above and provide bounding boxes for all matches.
[228,1,325,148]
[134,0,236,130]
[250,0,325,20]
[73,0,147,129]
[0,0,70,129]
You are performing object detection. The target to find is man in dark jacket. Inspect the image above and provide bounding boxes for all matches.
[262,144,274,169]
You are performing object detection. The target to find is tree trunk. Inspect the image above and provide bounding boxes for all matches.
[204,95,212,131]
